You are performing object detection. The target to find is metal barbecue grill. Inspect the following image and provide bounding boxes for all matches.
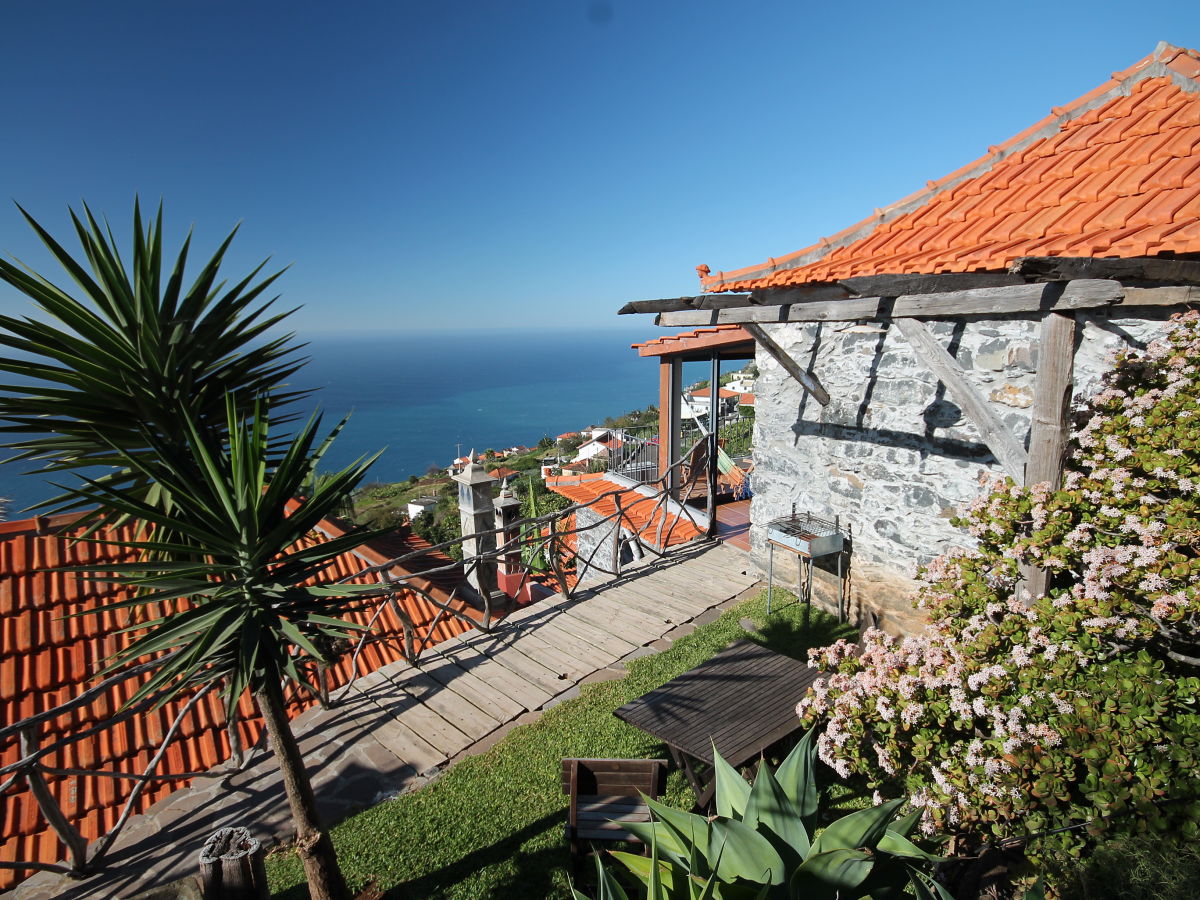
[765,510,847,620]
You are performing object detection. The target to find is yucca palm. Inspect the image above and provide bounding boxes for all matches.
[0,200,309,520]
[0,203,373,899]
[72,398,382,900]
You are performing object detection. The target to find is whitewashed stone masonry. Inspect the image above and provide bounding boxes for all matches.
[748,309,1182,634]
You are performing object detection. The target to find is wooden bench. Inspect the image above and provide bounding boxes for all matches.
[561,758,668,865]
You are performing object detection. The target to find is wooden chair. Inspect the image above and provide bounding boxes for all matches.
[561,758,669,867]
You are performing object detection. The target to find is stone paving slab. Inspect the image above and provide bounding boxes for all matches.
[12,541,758,899]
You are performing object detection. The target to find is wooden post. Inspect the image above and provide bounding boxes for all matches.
[612,494,624,575]
[1025,312,1077,489]
[658,358,682,498]
[1022,311,1078,601]
[707,352,720,537]
[199,826,269,900]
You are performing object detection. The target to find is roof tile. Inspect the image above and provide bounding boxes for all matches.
[0,510,484,890]
[700,44,1200,293]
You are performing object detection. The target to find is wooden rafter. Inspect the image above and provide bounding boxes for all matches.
[892,318,1028,479]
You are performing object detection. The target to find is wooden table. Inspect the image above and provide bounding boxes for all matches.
[613,640,820,810]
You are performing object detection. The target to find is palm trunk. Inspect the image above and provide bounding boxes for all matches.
[255,680,350,900]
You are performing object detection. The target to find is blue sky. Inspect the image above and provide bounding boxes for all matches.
[0,0,1196,338]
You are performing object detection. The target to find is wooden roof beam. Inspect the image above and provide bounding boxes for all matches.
[656,279,1126,326]
[1010,255,1200,284]
[619,282,851,316]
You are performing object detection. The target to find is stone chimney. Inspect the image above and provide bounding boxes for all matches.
[451,452,498,599]
[493,479,524,600]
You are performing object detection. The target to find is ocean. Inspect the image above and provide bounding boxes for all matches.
[0,328,670,516]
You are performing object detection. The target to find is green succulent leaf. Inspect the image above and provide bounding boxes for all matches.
[712,746,752,819]
[707,818,786,886]
[742,763,810,860]
[909,869,956,900]
[791,847,874,897]
[588,850,632,900]
[774,729,819,830]
[876,829,945,862]
[608,850,678,895]
[810,798,904,854]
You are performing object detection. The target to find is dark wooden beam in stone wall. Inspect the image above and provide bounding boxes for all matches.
[1010,255,1200,284]
[1021,311,1079,601]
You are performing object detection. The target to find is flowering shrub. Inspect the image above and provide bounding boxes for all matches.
[798,312,1200,866]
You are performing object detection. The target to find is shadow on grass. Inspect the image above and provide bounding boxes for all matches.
[381,810,564,900]
[750,599,857,662]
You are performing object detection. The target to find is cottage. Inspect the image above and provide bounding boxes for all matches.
[622,42,1200,633]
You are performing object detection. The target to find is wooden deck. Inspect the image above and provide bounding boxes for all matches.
[14,540,761,900]
[345,539,760,768]
[713,499,751,552]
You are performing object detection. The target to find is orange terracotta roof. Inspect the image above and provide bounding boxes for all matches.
[700,43,1200,293]
[487,466,521,480]
[689,387,739,399]
[0,509,477,890]
[632,326,753,357]
[544,473,704,548]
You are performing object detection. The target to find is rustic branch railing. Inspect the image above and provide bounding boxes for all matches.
[1,438,716,882]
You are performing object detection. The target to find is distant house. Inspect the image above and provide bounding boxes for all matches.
[406,496,439,519]
[487,466,521,481]
[572,429,623,464]
[683,387,739,419]
[446,454,472,476]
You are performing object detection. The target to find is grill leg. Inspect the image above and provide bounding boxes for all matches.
[767,542,775,614]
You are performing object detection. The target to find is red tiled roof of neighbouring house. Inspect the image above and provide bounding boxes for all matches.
[632,326,752,357]
[689,387,740,399]
[738,392,755,406]
[556,432,579,441]
[700,43,1200,293]
[488,466,521,480]
[544,473,705,548]
[0,509,477,890]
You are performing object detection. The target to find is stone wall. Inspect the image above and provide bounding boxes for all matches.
[748,308,1183,634]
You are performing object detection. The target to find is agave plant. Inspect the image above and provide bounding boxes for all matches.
[575,730,952,900]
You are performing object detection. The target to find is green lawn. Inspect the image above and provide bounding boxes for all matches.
[266,590,856,900]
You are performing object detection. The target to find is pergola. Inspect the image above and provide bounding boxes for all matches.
[632,326,755,529]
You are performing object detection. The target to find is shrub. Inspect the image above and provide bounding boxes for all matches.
[1055,833,1200,900]
[798,312,1200,871]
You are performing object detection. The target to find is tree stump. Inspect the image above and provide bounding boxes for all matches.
[198,827,268,900]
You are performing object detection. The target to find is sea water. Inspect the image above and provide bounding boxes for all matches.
[0,328,665,515]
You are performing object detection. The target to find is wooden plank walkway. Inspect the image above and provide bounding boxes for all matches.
[342,540,760,772]
[13,540,760,900]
